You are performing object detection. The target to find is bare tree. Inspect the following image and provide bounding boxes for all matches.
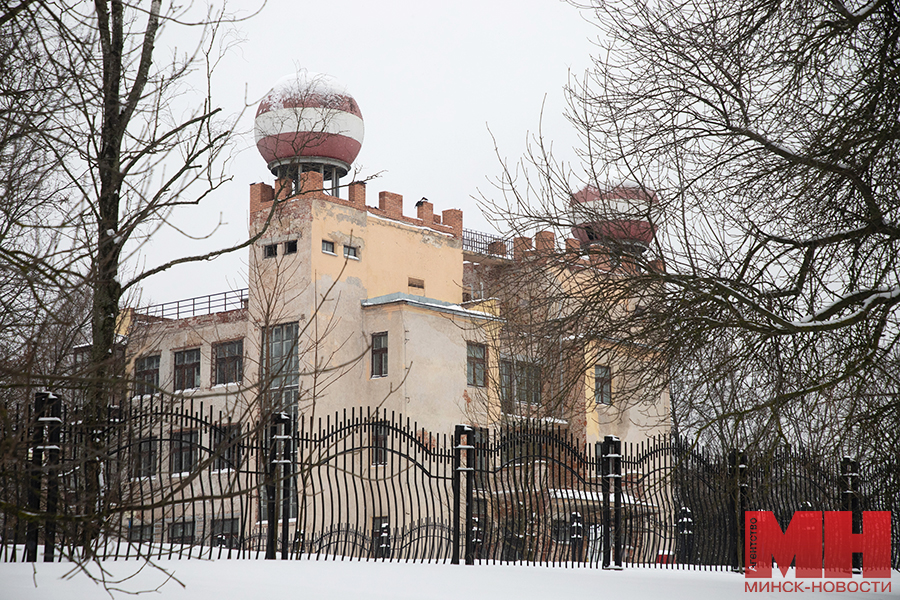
[481,0,899,451]
[0,1,361,563]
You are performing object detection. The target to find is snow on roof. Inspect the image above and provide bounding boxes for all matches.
[361,292,496,320]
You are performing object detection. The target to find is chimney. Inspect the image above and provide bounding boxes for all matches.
[513,236,533,261]
[249,182,274,213]
[441,209,463,238]
[535,230,555,252]
[298,171,324,196]
[487,240,508,257]
[416,200,434,224]
[348,181,366,208]
[274,177,294,200]
[379,191,403,218]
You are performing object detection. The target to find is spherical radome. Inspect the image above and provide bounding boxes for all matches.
[254,70,364,170]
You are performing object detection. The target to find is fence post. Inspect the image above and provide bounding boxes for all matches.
[677,507,694,564]
[451,424,464,565]
[840,457,861,573]
[570,511,584,563]
[464,428,476,565]
[728,450,748,571]
[280,413,293,561]
[265,416,278,560]
[25,392,49,563]
[601,435,622,569]
[42,393,62,562]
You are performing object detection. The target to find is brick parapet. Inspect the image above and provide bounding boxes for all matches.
[250,179,461,238]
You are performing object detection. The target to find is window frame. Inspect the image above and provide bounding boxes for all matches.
[343,244,359,259]
[594,364,612,405]
[168,520,195,545]
[213,423,242,471]
[284,239,298,255]
[264,322,300,411]
[170,429,199,474]
[134,354,160,396]
[371,332,388,378]
[213,339,243,386]
[128,523,154,543]
[499,359,541,412]
[211,517,241,548]
[263,243,278,258]
[371,421,388,466]
[321,240,335,254]
[132,437,158,478]
[174,348,201,391]
[466,342,487,388]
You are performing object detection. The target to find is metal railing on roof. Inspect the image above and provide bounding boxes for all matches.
[462,228,512,259]
[140,288,248,320]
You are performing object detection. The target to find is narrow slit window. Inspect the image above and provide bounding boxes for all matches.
[371,332,388,378]
[595,365,612,405]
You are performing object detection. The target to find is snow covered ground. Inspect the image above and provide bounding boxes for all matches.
[1,559,897,600]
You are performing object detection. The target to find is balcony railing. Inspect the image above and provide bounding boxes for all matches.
[140,288,248,320]
[462,228,512,259]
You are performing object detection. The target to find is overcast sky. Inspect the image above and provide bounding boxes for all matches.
[134,0,599,306]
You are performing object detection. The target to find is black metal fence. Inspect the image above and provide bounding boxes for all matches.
[2,396,898,570]
[140,288,248,320]
[462,228,512,260]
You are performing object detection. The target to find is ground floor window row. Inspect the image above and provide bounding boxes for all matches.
[126,517,243,548]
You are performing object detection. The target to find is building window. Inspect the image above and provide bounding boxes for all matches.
[132,438,158,478]
[265,322,299,410]
[213,423,242,470]
[467,342,487,387]
[499,359,541,413]
[134,354,160,396]
[594,365,612,405]
[371,332,388,378]
[170,430,199,474]
[211,517,241,548]
[322,240,335,254]
[371,421,388,465]
[213,340,243,385]
[372,516,391,559]
[264,243,278,258]
[284,240,297,254]
[343,245,359,259]
[169,520,195,544]
[128,524,154,543]
[408,277,425,290]
[174,348,201,391]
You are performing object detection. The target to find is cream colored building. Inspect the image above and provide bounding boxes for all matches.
[118,71,671,549]
[126,169,670,452]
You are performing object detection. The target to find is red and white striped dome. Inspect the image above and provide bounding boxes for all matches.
[570,185,658,246]
[254,70,364,170]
